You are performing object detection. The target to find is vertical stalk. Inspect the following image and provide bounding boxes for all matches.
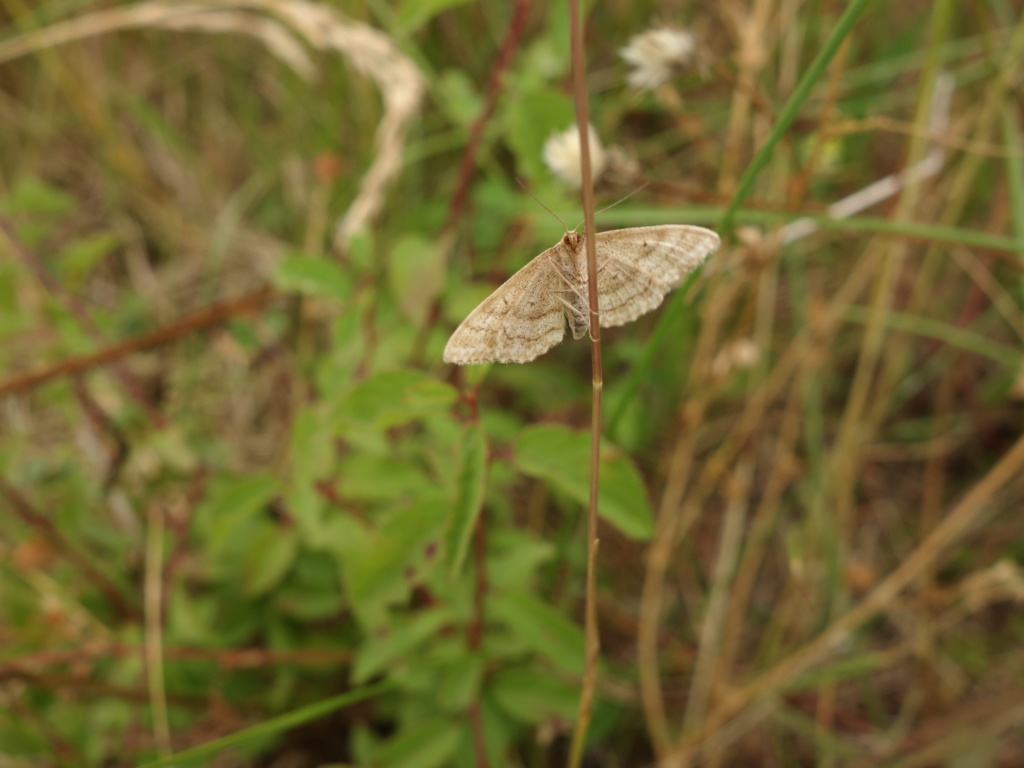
[566,0,601,765]
[145,504,171,759]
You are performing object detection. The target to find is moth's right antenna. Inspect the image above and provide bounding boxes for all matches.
[571,183,652,232]
[515,177,571,233]
[594,182,650,218]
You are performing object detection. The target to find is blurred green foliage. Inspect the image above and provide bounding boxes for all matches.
[2,0,1024,766]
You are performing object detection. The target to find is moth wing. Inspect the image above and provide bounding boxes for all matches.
[443,248,566,364]
[595,225,720,327]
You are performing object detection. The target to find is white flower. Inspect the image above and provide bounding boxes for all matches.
[620,27,696,91]
[542,123,607,188]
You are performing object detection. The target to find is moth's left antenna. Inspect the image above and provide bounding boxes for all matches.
[515,178,571,233]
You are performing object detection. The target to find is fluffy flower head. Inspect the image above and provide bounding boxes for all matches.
[542,123,607,188]
[620,27,696,91]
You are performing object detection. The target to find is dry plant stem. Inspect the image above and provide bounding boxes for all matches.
[638,273,743,758]
[874,13,1024,417]
[705,383,805,768]
[0,1,422,247]
[668,428,1024,763]
[0,217,165,428]
[467,510,490,768]
[681,461,753,737]
[919,366,955,591]
[145,506,172,759]
[1,645,353,677]
[0,287,273,398]
[692,250,876,507]
[641,241,881,758]
[410,0,529,366]
[718,0,776,194]
[787,38,850,208]
[566,0,601,765]
[443,0,532,233]
[828,0,953,540]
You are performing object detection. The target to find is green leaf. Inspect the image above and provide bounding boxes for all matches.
[513,424,654,540]
[196,473,281,545]
[241,520,298,596]
[370,717,463,768]
[435,654,484,711]
[489,591,584,675]
[273,254,352,302]
[335,453,432,501]
[486,530,555,591]
[503,88,574,184]
[168,583,217,645]
[286,406,334,539]
[274,551,343,620]
[3,177,73,217]
[435,68,483,129]
[332,497,449,628]
[353,607,456,683]
[57,231,119,289]
[332,370,457,431]
[446,423,488,578]
[290,407,333,481]
[388,233,446,325]
[489,666,578,724]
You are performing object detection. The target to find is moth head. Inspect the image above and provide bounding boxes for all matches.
[562,231,584,249]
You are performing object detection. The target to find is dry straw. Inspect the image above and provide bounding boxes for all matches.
[0,0,424,250]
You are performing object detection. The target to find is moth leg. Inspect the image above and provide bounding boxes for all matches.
[553,294,586,320]
[550,262,589,304]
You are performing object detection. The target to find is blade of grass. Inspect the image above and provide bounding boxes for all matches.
[137,681,393,768]
[718,0,873,233]
[841,306,1022,366]
[547,208,1024,255]
[1000,104,1024,304]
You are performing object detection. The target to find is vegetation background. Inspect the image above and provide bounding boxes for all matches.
[1,0,1023,766]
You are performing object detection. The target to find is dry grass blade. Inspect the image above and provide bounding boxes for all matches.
[0,0,423,248]
[0,2,315,75]
[670,429,1024,763]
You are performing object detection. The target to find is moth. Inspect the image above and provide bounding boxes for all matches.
[443,225,720,364]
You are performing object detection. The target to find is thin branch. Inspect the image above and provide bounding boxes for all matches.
[0,215,166,427]
[566,0,602,765]
[443,0,533,234]
[0,287,273,398]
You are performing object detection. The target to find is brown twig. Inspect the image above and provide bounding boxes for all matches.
[0,644,353,676]
[315,480,373,528]
[0,215,167,427]
[442,0,533,234]
[0,286,273,398]
[410,0,531,369]
[566,1,602,765]
[71,376,129,490]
